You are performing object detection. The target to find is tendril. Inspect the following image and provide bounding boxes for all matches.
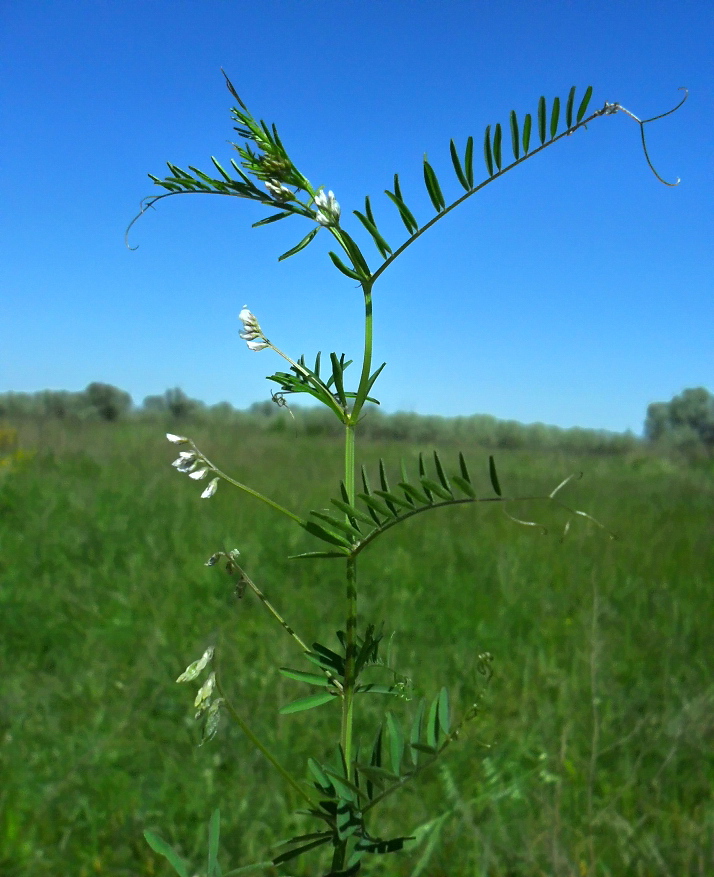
[608,87,688,186]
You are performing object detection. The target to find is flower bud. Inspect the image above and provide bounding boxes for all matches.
[176,647,214,683]
[314,189,341,225]
[166,433,189,445]
[188,467,210,480]
[201,477,219,499]
[194,672,216,710]
[265,179,293,201]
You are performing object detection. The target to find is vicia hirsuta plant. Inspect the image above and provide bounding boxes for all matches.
[131,74,684,876]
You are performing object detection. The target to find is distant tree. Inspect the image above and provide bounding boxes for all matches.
[142,387,203,419]
[84,382,132,421]
[645,387,714,450]
[39,389,85,419]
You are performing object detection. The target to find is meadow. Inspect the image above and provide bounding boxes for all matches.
[1,418,712,876]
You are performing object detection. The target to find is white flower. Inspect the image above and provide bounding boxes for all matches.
[188,467,210,480]
[265,179,292,201]
[166,433,189,444]
[176,647,214,683]
[239,307,267,349]
[314,189,340,225]
[201,477,219,499]
[194,672,216,709]
[172,451,195,466]
[239,306,259,329]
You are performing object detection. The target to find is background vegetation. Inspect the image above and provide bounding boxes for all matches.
[1,408,712,876]
[4,382,714,458]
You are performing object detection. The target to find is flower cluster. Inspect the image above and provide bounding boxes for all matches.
[238,306,269,351]
[166,434,219,498]
[314,189,341,226]
[176,646,223,744]
[264,179,293,201]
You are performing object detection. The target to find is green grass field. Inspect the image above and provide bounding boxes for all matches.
[1,420,712,876]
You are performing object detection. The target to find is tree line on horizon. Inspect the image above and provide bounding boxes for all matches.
[1,383,712,457]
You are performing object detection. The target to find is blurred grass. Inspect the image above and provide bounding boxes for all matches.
[1,419,712,876]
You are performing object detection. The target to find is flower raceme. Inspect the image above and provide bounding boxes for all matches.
[314,189,340,226]
[167,434,219,499]
[239,306,269,351]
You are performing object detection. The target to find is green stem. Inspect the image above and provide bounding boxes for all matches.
[192,444,304,525]
[340,555,358,779]
[350,282,374,421]
[237,564,344,693]
[344,422,356,506]
[214,662,315,809]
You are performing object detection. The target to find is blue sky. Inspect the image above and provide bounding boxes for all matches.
[2,0,712,433]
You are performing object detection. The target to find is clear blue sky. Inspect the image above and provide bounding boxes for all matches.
[2,0,712,433]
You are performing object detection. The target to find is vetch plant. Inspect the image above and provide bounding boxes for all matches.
[131,75,684,876]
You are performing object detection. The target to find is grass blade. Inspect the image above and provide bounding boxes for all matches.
[144,831,190,877]
[208,809,221,877]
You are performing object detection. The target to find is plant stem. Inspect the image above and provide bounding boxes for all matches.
[350,282,374,421]
[214,667,315,809]
[344,422,356,505]
[193,445,304,525]
[341,555,358,780]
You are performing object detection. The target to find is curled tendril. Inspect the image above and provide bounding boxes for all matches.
[608,87,688,186]
[124,193,174,250]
